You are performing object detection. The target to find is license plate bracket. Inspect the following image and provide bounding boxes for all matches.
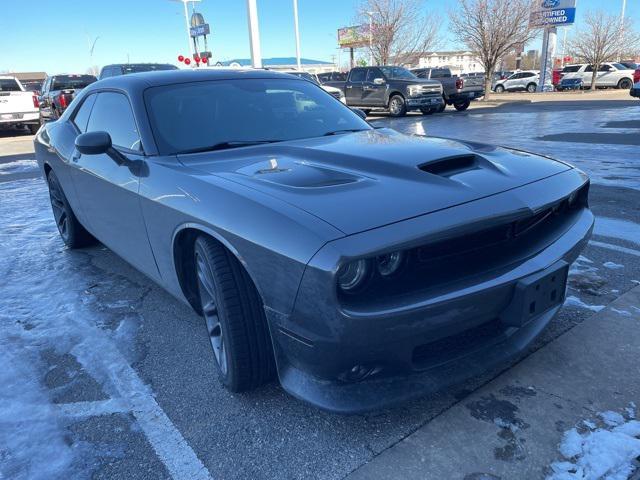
[501,260,569,327]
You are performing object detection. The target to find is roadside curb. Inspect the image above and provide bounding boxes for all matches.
[346,285,640,480]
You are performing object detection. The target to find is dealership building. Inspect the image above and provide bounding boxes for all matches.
[394,51,483,74]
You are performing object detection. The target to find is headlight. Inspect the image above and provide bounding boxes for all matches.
[376,252,405,277]
[408,85,422,96]
[337,259,371,293]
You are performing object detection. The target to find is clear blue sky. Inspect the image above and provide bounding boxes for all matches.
[0,0,636,74]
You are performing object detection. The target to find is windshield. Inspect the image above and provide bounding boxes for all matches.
[145,78,371,155]
[288,72,320,85]
[123,64,178,74]
[52,76,96,90]
[379,67,416,80]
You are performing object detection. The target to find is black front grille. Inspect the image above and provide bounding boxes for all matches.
[340,182,589,306]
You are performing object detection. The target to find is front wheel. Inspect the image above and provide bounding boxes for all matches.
[526,83,537,93]
[194,235,275,392]
[618,78,633,90]
[47,170,94,248]
[388,95,407,117]
[453,100,471,111]
[494,85,505,93]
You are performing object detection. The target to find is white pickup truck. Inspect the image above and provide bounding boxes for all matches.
[0,76,40,134]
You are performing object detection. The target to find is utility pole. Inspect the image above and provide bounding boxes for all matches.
[246,0,262,68]
[293,0,302,70]
[366,11,374,66]
[86,34,100,76]
[620,0,627,61]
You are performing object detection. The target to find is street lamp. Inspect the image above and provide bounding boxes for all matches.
[170,0,201,62]
[293,0,302,70]
[365,11,374,66]
[246,0,262,68]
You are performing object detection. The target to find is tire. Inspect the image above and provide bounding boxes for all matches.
[453,100,471,111]
[526,83,537,93]
[420,107,433,115]
[495,85,505,93]
[193,235,275,392]
[618,78,633,90]
[436,101,446,113]
[46,170,94,248]
[28,124,38,135]
[388,94,407,117]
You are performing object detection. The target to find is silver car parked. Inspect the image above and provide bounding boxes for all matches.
[562,63,635,89]
[493,71,539,93]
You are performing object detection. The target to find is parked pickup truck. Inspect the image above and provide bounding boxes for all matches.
[410,67,484,112]
[344,66,443,117]
[38,74,97,123]
[0,76,40,134]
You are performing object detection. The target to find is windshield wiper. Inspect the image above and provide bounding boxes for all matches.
[323,129,369,136]
[176,140,281,155]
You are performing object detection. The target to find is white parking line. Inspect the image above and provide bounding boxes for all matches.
[589,240,640,258]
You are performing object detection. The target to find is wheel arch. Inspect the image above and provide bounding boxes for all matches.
[386,90,405,106]
[171,223,266,314]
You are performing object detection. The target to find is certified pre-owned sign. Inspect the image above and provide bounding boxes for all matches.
[530,0,577,27]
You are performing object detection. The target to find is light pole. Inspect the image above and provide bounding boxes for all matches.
[366,11,374,66]
[293,0,302,70]
[620,0,627,61]
[87,35,100,76]
[246,0,262,68]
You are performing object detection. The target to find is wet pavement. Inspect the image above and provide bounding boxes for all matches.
[1,99,639,480]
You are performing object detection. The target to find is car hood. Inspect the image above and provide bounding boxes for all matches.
[179,129,571,235]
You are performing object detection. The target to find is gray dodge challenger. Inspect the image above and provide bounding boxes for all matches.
[35,69,593,413]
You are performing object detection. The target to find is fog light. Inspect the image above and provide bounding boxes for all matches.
[337,259,371,293]
[339,364,381,383]
[376,251,405,277]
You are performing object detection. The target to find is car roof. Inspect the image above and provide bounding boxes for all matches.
[103,63,176,68]
[87,68,304,92]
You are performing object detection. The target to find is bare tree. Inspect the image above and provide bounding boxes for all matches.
[449,0,536,100]
[569,11,640,90]
[356,0,441,66]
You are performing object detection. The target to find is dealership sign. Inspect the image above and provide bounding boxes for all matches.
[530,0,577,27]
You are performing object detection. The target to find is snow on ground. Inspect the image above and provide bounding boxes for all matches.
[548,404,640,480]
[0,179,136,479]
[0,159,37,175]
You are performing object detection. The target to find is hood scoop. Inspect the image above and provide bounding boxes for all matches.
[419,154,479,177]
[236,158,363,189]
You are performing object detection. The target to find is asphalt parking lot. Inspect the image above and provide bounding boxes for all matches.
[1,97,639,480]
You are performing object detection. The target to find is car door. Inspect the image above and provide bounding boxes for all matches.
[504,73,521,91]
[345,68,366,105]
[362,68,386,106]
[69,90,160,279]
[597,64,615,86]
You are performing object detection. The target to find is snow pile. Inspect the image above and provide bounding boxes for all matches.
[548,405,640,480]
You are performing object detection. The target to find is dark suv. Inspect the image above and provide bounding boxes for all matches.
[98,63,178,80]
[343,66,443,117]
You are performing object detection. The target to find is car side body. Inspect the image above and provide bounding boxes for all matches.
[34,69,593,413]
[493,71,540,93]
[561,63,635,89]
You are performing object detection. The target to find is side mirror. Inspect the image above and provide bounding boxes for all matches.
[351,108,367,120]
[75,131,111,155]
[373,77,385,85]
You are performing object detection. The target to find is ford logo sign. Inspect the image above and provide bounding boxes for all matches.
[542,0,560,7]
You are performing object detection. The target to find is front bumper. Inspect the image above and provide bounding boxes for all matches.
[405,95,444,109]
[268,169,593,413]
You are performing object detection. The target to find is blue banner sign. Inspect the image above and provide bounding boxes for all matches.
[190,23,210,37]
[530,0,577,27]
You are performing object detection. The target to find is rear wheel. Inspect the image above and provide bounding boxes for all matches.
[27,124,38,135]
[495,85,505,93]
[46,170,94,248]
[193,235,275,392]
[453,99,471,111]
[618,78,633,90]
[388,94,407,117]
[526,83,537,93]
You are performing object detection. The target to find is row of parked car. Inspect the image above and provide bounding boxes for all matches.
[0,63,178,133]
[317,65,485,117]
[490,62,639,93]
